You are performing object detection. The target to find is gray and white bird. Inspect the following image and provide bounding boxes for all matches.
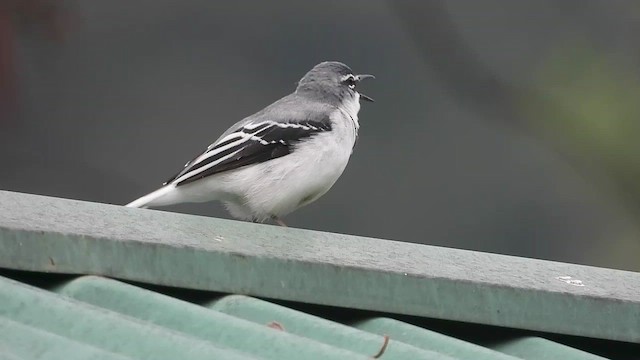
[126,61,373,226]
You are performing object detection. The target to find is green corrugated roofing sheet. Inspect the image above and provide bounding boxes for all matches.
[1,272,632,360]
[0,190,638,359]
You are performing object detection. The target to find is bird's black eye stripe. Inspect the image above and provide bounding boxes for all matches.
[343,75,356,87]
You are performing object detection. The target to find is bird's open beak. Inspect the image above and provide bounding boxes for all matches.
[356,74,375,81]
[356,74,375,102]
[359,93,375,102]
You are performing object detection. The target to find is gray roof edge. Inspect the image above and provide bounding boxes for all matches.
[0,190,639,343]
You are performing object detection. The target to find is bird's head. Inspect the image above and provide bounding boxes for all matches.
[296,61,374,105]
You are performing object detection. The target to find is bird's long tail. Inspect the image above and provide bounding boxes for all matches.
[125,185,175,208]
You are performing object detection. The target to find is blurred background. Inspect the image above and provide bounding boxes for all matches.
[1,0,640,271]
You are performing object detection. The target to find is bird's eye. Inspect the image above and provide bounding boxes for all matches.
[344,76,356,89]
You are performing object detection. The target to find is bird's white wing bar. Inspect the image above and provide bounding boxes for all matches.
[164,119,331,186]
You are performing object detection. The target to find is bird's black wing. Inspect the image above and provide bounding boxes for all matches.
[164,119,331,187]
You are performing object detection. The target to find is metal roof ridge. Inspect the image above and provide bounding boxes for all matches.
[0,189,638,343]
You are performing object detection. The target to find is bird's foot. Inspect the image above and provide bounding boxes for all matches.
[271,216,288,227]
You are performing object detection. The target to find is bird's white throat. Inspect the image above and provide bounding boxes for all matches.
[340,93,361,131]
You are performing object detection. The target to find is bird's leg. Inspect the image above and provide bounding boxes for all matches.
[271,216,288,227]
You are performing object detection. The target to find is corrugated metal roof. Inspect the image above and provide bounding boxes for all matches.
[2,271,635,360]
[0,190,639,359]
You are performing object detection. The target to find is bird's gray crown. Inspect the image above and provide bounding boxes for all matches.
[295,61,362,104]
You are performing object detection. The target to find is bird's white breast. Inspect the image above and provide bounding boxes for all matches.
[217,105,358,220]
[175,97,362,222]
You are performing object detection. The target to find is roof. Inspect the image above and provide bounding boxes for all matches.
[0,190,638,359]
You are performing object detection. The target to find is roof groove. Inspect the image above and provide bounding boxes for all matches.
[0,275,255,360]
[56,275,370,360]
[208,294,455,359]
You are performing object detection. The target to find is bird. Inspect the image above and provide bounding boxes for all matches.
[126,61,374,226]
